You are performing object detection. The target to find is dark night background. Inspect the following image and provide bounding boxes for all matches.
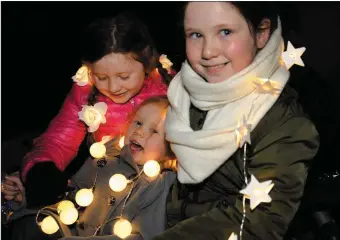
[1,2,340,141]
[1,1,340,239]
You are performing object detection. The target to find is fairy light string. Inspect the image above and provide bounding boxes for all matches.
[239,143,249,240]
[92,169,145,236]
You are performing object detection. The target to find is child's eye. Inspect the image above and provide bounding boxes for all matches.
[135,121,142,126]
[151,129,158,134]
[97,76,108,81]
[188,32,202,39]
[220,29,231,36]
[119,75,130,80]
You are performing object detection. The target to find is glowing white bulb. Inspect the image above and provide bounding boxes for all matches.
[57,200,75,214]
[40,216,59,235]
[75,188,94,207]
[109,174,128,192]
[113,219,132,239]
[90,142,106,159]
[59,207,78,225]
[119,136,125,148]
[143,160,160,178]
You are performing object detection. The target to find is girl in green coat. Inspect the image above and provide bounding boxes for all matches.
[155,2,319,240]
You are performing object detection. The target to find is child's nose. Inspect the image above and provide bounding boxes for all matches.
[134,127,145,137]
[202,38,219,60]
[108,79,121,92]
[134,127,150,138]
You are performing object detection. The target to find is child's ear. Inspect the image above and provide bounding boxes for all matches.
[256,18,271,49]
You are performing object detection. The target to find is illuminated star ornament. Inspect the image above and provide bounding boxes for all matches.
[228,232,238,240]
[240,175,275,210]
[281,41,306,70]
[253,78,282,95]
[235,114,252,148]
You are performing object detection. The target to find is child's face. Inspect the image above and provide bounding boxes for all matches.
[184,2,269,83]
[90,53,145,104]
[124,103,168,165]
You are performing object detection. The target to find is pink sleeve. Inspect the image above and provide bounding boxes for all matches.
[22,84,90,180]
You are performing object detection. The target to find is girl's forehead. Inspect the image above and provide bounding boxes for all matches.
[92,53,139,74]
[136,103,167,124]
[137,103,165,116]
[184,2,242,29]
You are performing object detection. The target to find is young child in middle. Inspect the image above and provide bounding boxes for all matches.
[6,96,176,240]
[59,96,176,240]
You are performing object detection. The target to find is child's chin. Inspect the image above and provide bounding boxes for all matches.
[134,158,146,166]
[131,152,144,165]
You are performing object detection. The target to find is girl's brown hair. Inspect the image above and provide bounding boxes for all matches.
[84,12,173,105]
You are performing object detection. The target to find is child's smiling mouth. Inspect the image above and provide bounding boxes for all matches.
[110,91,128,97]
[203,62,229,74]
[130,139,144,153]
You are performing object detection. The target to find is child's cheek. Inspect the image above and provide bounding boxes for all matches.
[146,141,166,160]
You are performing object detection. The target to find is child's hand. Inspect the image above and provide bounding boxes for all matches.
[1,173,25,203]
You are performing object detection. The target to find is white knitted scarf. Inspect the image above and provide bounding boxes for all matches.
[166,21,290,184]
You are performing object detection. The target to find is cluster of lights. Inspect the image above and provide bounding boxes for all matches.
[39,137,161,239]
[39,200,78,234]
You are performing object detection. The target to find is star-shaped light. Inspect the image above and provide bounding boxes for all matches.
[281,41,306,70]
[235,114,252,148]
[253,78,282,95]
[228,232,238,240]
[240,175,274,210]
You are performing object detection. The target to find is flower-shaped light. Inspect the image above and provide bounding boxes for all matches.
[72,65,90,86]
[159,54,173,74]
[78,102,107,132]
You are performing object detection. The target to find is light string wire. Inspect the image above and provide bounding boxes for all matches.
[92,169,144,236]
[239,143,248,240]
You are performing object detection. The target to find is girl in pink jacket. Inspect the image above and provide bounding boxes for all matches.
[20,12,174,208]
